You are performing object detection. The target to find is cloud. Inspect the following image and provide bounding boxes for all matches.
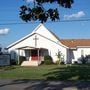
[26,0,34,3]
[64,11,85,20]
[0,28,10,35]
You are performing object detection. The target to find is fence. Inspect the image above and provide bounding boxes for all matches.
[0,54,10,66]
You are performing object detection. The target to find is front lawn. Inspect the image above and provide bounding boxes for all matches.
[0,64,90,80]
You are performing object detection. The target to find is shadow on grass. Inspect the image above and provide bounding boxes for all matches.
[43,65,90,81]
[25,81,90,90]
[0,79,30,87]
[0,79,90,90]
[0,65,90,90]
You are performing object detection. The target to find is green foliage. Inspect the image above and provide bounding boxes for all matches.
[56,50,64,65]
[10,56,26,65]
[20,0,74,23]
[20,5,59,23]
[60,61,65,64]
[36,0,74,8]
[73,61,78,64]
[19,56,26,65]
[55,60,64,65]
[44,64,90,80]
[0,65,90,80]
[44,55,53,65]
[78,55,88,64]
[10,59,17,65]
[85,55,90,62]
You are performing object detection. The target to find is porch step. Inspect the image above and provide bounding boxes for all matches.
[21,60,41,66]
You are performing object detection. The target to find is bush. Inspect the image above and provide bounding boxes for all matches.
[10,56,26,65]
[44,55,53,65]
[19,56,26,65]
[60,61,65,64]
[74,61,78,64]
[10,59,17,65]
[78,55,88,64]
[55,60,64,65]
[85,55,90,63]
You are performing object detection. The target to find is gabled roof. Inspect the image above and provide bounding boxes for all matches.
[7,23,68,49]
[7,23,90,49]
[60,39,90,48]
[33,23,61,42]
[6,24,42,49]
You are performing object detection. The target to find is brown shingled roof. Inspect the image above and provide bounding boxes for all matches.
[60,39,90,48]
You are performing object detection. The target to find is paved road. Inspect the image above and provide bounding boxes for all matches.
[0,79,90,90]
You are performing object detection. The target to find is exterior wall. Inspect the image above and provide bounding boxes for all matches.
[76,47,90,63]
[67,49,72,63]
[77,47,90,58]
[7,24,68,64]
[8,34,37,60]
[9,49,25,60]
[7,24,90,65]
[71,50,77,63]
[67,49,77,64]
[68,47,90,63]
[36,34,67,63]
[33,24,62,45]
[8,33,67,63]
[8,35,37,51]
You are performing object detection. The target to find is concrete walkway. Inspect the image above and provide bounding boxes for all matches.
[0,79,90,90]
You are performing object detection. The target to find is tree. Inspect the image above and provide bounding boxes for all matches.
[19,0,74,23]
[56,50,64,65]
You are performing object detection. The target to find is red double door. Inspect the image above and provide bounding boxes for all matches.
[31,50,39,60]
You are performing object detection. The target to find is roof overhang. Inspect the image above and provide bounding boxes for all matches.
[16,46,47,50]
[77,46,90,48]
[69,47,77,50]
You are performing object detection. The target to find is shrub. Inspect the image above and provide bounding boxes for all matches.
[10,59,17,65]
[60,61,65,64]
[55,60,59,65]
[44,55,53,65]
[56,50,65,65]
[55,60,64,65]
[19,56,26,65]
[74,61,78,64]
[10,56,26,65]
[85,55,90,63]
[78,55,88,64]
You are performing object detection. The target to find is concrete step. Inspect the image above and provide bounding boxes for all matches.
[21,60,41,66]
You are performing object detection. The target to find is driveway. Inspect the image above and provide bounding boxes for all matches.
[0,79,90,90]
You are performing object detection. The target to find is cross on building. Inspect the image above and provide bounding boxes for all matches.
[33,35,39,48]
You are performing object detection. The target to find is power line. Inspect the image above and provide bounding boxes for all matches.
[60,19,90,22]
[0,17,90,22]
[0,19,90,25]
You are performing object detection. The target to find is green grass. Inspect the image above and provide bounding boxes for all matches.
[0,64,90,80]
[0,65,57,79]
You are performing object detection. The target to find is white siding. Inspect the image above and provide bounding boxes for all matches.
[69,47,90,63]
[8,33,67,63]
[7,24,68,64]
[77,47,90,58]
[72,50,77,63]
[34,24,61,44]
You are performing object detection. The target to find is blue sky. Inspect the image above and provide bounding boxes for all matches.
[0,0,90,48]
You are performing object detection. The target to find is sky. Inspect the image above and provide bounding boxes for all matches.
[0,0,90,48]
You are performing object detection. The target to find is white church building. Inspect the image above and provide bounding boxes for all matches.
[7,24,90,66]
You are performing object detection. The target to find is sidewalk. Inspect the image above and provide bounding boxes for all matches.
[0,79,90,90]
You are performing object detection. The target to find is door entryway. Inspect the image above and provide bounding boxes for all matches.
[31,50,38,60]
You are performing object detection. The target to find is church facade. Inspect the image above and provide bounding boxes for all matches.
[7,24,90,66]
